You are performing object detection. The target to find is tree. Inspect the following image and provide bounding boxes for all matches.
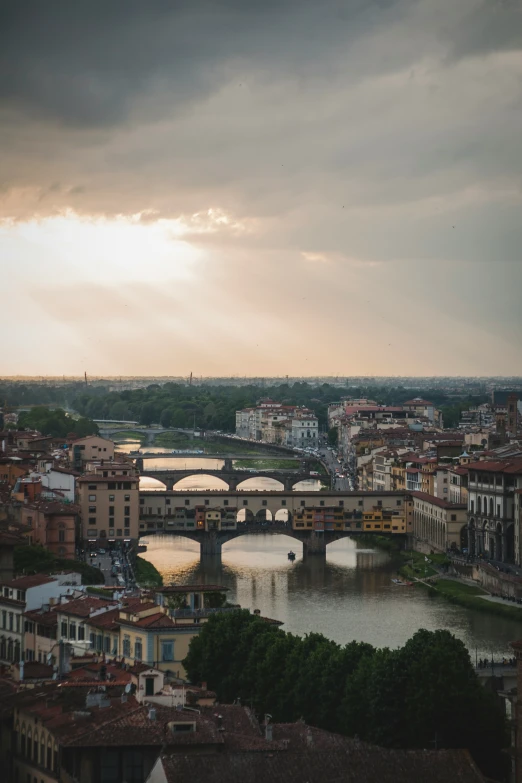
[160,408,173,428]
[139,402,157,426]
[327,427,338,446]
[182,616,507,780]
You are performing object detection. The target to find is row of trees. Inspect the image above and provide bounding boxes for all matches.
[71,382,490,432]
[183,611,507,779]
[1,380,490,432]
[17,407,98,439]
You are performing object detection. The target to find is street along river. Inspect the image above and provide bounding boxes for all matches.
[140,534,522,660]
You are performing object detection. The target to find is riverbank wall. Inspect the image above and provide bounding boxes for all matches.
[450,560,522,599]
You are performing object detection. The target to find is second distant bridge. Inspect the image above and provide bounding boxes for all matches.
[139,467,325,491]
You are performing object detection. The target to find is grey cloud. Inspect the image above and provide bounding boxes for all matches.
[1,0,413,128]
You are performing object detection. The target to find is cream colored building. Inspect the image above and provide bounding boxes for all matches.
[77,464,140,546]
[412,491,467,553]
[69,434,115,468]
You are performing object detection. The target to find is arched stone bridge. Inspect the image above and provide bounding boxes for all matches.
[139,468,325,491]
[143,522,349,556]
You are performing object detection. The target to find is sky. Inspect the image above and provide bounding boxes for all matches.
[1,0,522,377]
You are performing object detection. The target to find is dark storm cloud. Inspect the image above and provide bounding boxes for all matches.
[1,0,414,127]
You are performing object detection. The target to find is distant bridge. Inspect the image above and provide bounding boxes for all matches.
[139,467,324,491]
[134,453,302,461]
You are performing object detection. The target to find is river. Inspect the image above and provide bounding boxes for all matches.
[118,438,522,658]
[140,534,522,660]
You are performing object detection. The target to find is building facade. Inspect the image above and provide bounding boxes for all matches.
[77,466,140,547]
[466,459,522,563]
[412,492,467,553]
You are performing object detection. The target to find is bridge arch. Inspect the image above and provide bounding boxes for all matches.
[236,476,285,491]
[139,476,167,491]
[172,474,230,491]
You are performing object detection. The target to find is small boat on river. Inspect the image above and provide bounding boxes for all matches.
[391,578,413,586]
[288,551,296,561]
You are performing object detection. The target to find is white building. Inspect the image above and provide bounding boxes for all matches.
[0,573,83,665]
[235,400,318,448]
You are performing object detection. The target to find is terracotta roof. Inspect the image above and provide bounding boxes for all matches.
[466,459,522,474]
[156,721,486,783]
[24,607,58,626]
[58,596,117,618]
[65,662,132,684]
[411,492,467,510]
[118,612,176,629]
[1,573,56,589]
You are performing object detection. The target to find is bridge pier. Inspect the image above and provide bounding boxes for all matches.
[200,532,223,557]
[302,531,327,557]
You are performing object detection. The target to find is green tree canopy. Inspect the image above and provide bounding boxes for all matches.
[183,613,507,780]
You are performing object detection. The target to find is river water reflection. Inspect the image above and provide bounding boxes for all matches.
[141,534,522,659]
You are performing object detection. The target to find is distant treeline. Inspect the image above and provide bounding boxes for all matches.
[1,381,489,431]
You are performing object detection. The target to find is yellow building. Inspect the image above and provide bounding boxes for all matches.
[118,585,230,679]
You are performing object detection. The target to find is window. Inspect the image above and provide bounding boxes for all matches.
[450,514,457,522]
[124,506,130,515]
[161,640,174,661]
[185,499,190,506]
[243,500,248,506]
[301,500,305,507]
[262,500,267,506]
[104,636,111,653]
[109,495,115,502]
[282,499,287,506]
[124,494,130,501]
[123,636,131,656]
[134,638,143,660]
[89,632,95,649]
[108,506,114,515]
[124,528,130,536]
[204,499,209,506]
[89,506,96,513]
[396,500,401,506]
[78,625,85,641]
[69,622,76,640]
[117,528,122,537]
[58,530,65,543]
[89,517,96,525]
[88,494,96,502]
[61,621,67,638]
[88,484,96,490]
[109,529,114,536]
[224,500,229,506]
[358,500,363,506]
[87,529,97,536]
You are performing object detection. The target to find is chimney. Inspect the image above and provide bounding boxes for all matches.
[306,729,313,747]
[265,723,273,741]
[201,681,207,691]
[148,708,156,721]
